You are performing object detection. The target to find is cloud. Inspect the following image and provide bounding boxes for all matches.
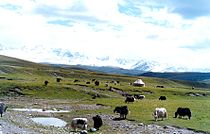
[1,0,210,71]
[181,40,210,51]
[47,19,75,27]
[0,3,21,10]
[118,0,141,17]
[168,0,210,19]
[137,0,210,19]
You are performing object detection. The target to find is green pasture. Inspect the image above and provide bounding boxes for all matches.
[0,55,210,133]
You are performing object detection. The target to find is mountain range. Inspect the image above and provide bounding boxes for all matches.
[1,45,208,72]
[1,45,210,81]
[1,53,210,83]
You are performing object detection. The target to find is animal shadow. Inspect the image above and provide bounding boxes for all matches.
[113,117,126,121]
[173,117,189,120]
[127,119,136,122]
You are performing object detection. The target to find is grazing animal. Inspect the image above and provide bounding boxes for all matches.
[114,106,129,119]
[156,85,164,88]
[74,79,79,82]
[71,118,88,131]
[92,115,103,130]
[134,94,145,100]
[92,94,100,99]
[153,108,167,121]
[56,78,62,82]
[159,96,166,100]
[44,80,49,86]
[0,102,7,117]
[174,107,191,120]
[105,82,109,87]
[125,96,135,103]
[95,80,100,86]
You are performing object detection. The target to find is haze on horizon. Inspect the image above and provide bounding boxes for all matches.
[1,0,210,72]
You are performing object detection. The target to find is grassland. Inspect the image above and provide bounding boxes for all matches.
[1,55,210,133]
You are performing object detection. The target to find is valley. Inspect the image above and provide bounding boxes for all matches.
[0,55,210,134]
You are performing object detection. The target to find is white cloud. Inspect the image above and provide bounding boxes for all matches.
[1,0,210,71]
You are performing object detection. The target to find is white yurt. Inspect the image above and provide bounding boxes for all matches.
[133,79,145,87]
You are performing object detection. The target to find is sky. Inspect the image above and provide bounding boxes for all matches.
[0,0,210,71]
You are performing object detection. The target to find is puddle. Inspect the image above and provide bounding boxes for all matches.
[12,108,70,113]
[31,117,67,127]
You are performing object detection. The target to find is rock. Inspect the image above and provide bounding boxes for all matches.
[80,130,88,134]
[90,127,97,132]
[138,123,144,126]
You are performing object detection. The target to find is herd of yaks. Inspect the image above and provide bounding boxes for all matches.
[122,95,191,121]
[69,100,192,133]
[66,104,191,133]
[0,94,192,134]
[1,99,191,134]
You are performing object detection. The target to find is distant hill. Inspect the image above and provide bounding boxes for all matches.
[49,63,210,83]
[1,54,210,90]
[44,63,210,84]
[140,72,210,83]
[45,64,145,76]
[2,54,210,86]
[0,55,44,67]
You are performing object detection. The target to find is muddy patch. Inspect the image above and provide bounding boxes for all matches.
[12,108,70,113]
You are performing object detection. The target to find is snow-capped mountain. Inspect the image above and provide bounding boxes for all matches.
[132,60,157,71]
[0,45,209,72]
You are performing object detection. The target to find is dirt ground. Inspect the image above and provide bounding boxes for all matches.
[0,97,208,134]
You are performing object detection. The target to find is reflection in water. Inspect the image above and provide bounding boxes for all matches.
[31,117,67,127]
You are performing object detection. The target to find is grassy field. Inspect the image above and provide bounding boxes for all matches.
[1,55,210,133]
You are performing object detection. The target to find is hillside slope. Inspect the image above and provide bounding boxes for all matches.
[1,54,210,89]
[140,72,210,84]
[0,55,44,67]
[1,54,210,133]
